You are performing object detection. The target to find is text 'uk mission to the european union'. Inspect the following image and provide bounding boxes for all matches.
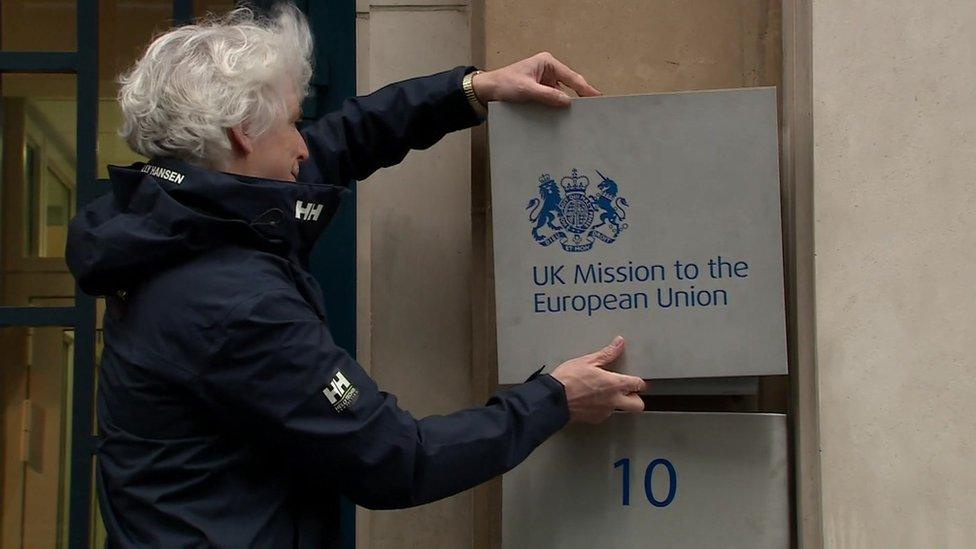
[530,256,750,316]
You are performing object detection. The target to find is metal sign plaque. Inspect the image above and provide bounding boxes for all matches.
[502,412,789,549]
[488,89,788,382]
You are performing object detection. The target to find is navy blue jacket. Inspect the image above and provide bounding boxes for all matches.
[67,67,569,548]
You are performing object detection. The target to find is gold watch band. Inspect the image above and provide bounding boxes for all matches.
[463,70,487,117]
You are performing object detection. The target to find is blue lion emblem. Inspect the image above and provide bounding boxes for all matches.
[526,168,629,252]
[526,176,562,241]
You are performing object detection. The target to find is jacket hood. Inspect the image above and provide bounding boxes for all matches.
[67,158,346,296]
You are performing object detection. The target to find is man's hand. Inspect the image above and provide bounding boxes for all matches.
[550,336,646,424]
[472,52,602,108]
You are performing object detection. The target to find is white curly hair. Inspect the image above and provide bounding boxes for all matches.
[117,4,313,169]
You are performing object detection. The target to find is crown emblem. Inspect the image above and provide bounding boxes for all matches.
[560,168,590,194]
[539,173,554,185]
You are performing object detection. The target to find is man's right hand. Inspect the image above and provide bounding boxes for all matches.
[550,336,646,424]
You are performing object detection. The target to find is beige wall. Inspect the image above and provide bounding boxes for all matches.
[484,0,781,95]
[812,1,976,547]
[332,1,976,547]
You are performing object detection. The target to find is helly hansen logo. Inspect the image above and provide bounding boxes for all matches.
[295,200,324,221]
[323,370,359,412]
[140,164,185,184]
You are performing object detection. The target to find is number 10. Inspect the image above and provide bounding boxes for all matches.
[613,457,677,507]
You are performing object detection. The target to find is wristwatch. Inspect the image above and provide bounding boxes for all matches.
[463,70,488,117]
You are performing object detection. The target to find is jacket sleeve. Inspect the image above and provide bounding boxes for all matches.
[201,289,568,509]
[297,66,484,186]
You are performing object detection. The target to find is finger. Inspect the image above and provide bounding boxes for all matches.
[591,335,625,366]
[613,392,646,413]
[527,82,572,107]
[611,373,647,393]
[546,56,603,97]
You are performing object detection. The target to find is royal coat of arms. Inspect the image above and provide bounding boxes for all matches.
[526,168,629,252]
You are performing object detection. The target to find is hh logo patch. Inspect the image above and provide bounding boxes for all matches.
[323,370,359,412]
[526,168,629,252]
[296,200,324,221]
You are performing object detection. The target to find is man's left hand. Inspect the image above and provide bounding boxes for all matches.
[472,52,602,108]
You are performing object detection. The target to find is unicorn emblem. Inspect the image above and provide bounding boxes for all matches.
[590,170,629,237]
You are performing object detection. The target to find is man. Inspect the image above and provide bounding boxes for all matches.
[67,4,646,547]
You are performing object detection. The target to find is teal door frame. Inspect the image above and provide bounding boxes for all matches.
[0,1,357,546]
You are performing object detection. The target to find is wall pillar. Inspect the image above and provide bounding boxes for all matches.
[812,1,976,545]
[355,1,476,547]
